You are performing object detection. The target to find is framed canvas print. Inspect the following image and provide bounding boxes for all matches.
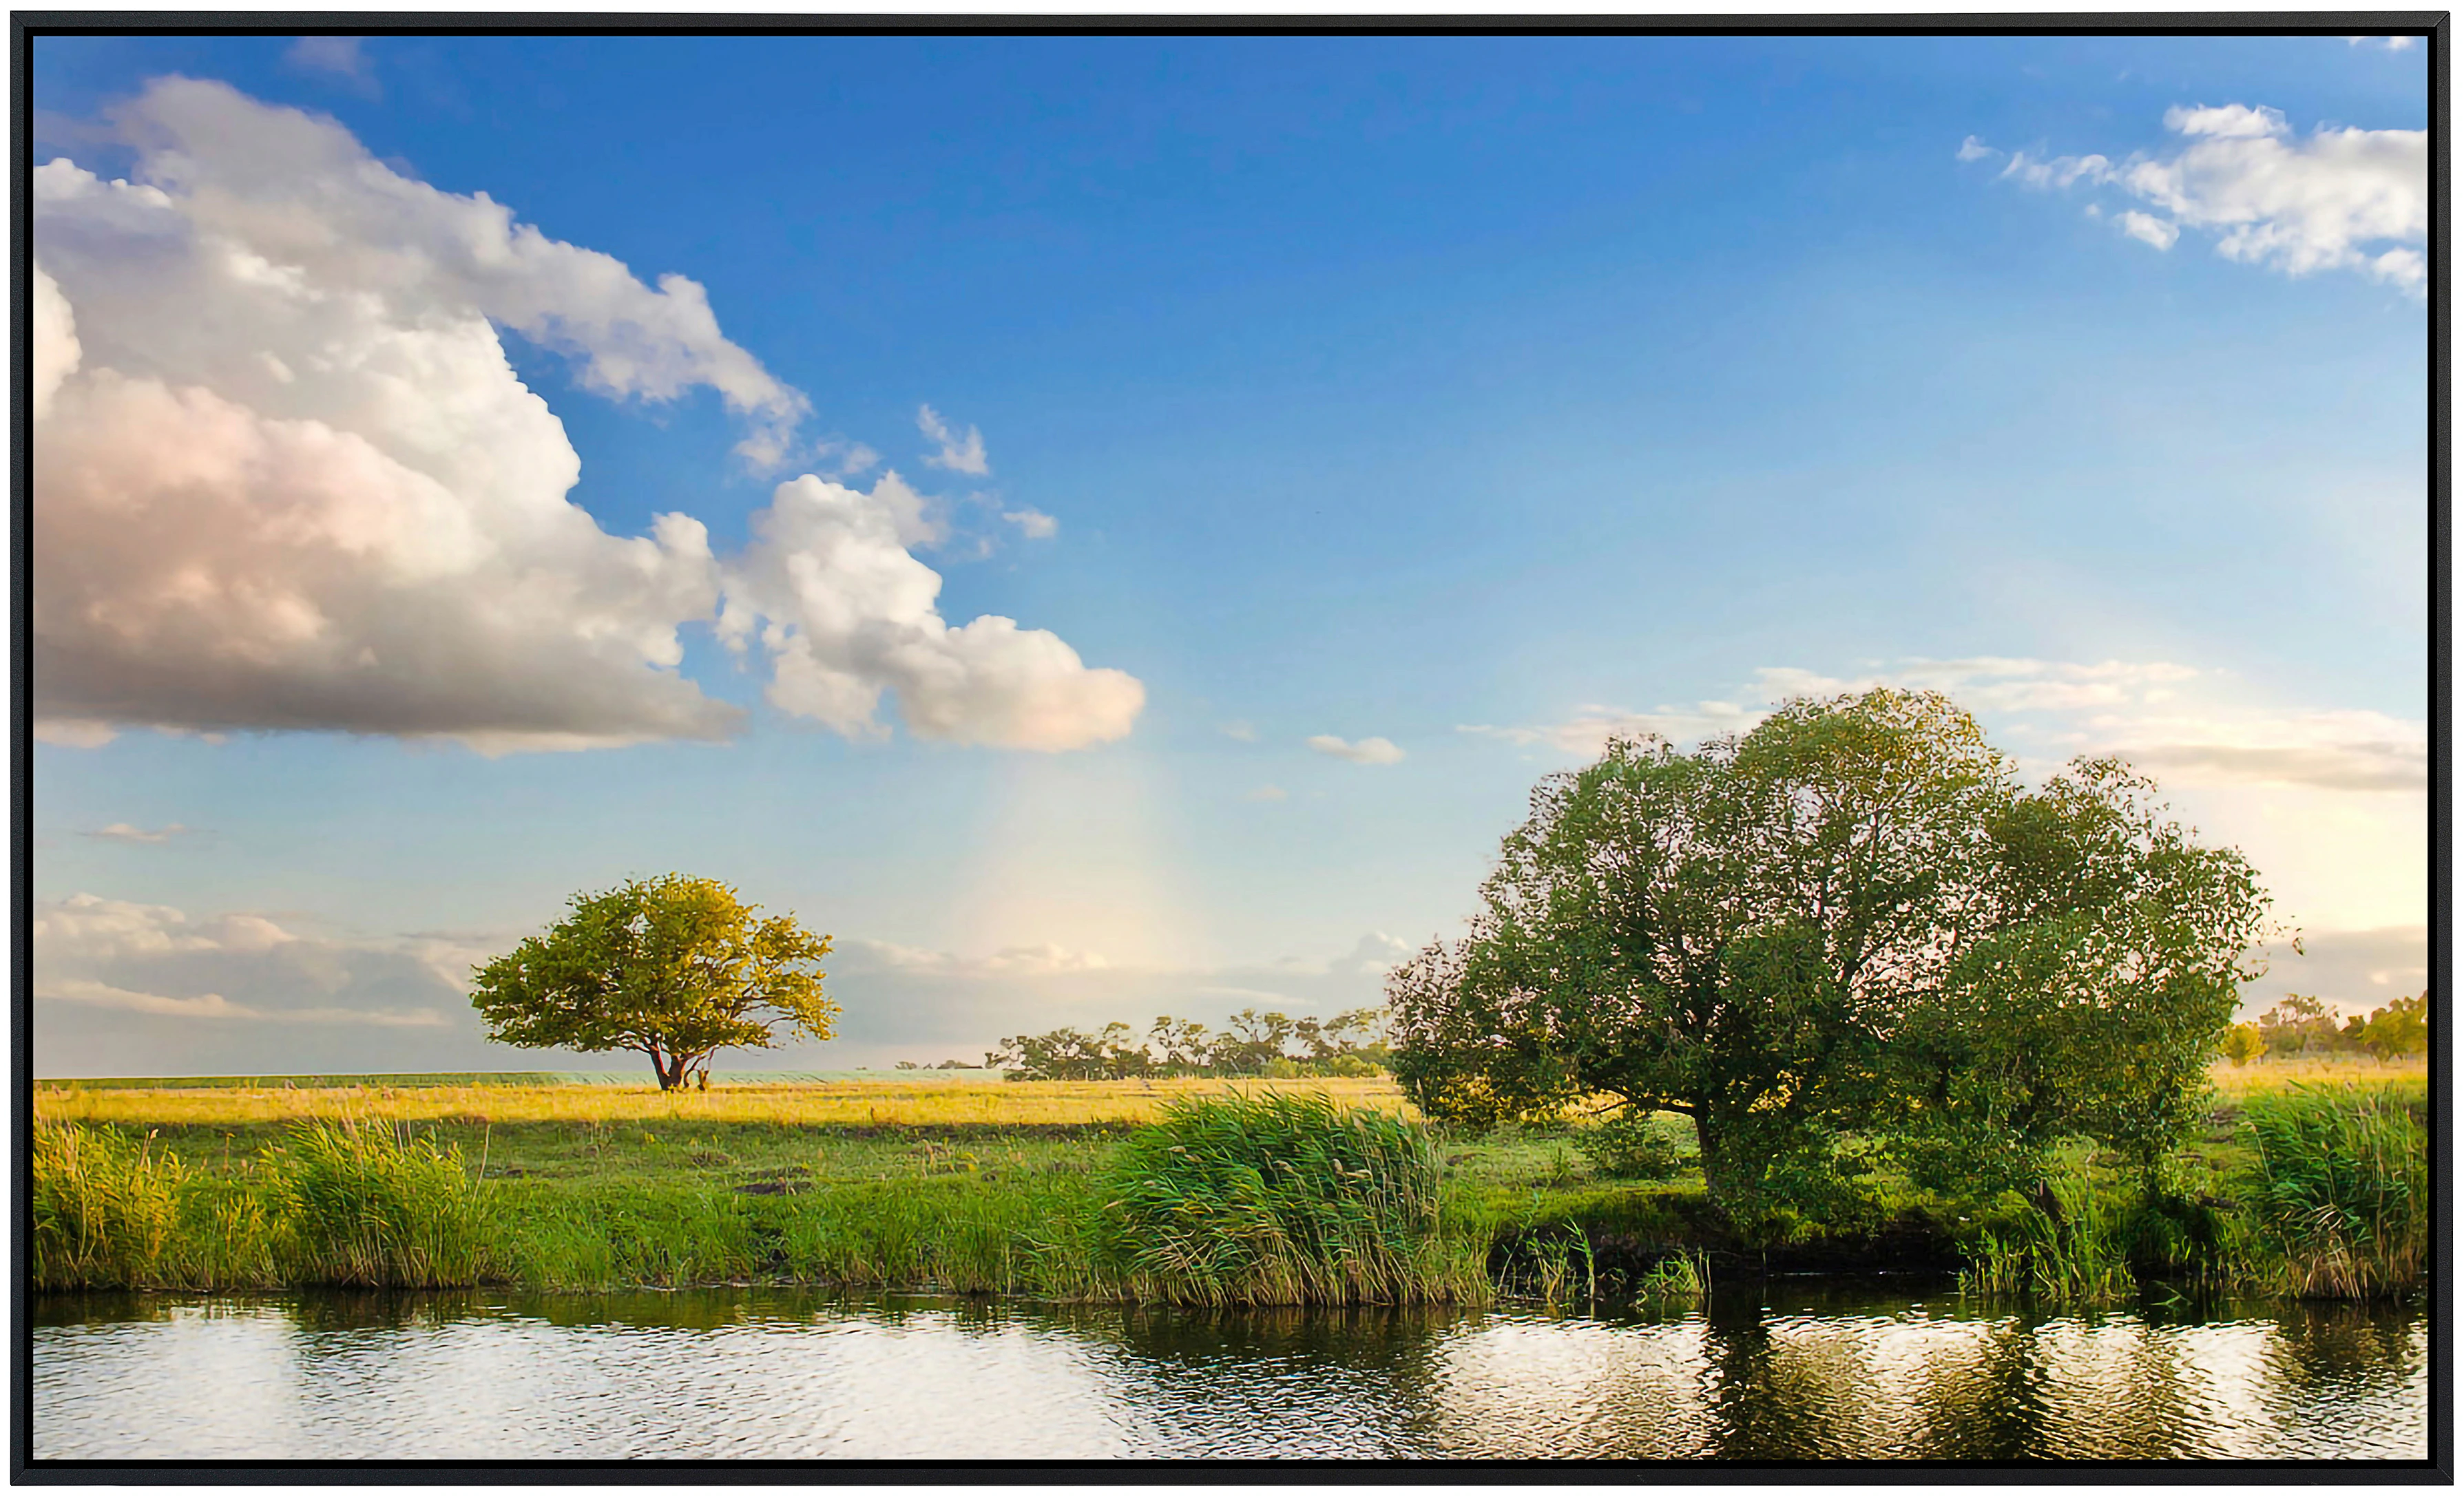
[14,10,2445,1477]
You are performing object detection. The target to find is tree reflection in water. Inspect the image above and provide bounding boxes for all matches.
[30,1285,2429,1461]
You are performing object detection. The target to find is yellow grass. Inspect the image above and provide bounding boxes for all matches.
[2209,1053,2428,1097]
[34,1075,1418,1130]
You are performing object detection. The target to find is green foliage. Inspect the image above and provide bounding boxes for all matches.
[2239,1085,2426,1298]
[1956,1168,2136,1304]
[1631,1248,1710,1305]
[2220,1022,2268,1066]
[992,1008,1390,1081]
[471,874,836,1090]
[1571,1110,1691,1181]
[1089,1092,1470,1305]
[1392,688,2273,1221]
[265,1118,497,1287]
[2361,992,2428,1060]
[32,1123,184,1291]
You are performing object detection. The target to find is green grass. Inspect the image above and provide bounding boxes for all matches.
[264,1117,497,1287]
[32,1122,185,1292]
[2239,1083,2427,1298]
[1086,1092,1479,1306]
[29,1067,2428,1305]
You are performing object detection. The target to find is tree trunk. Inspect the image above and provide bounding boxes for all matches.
[1693,1110,1760,1224]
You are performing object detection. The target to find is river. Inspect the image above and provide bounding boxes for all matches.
[30,1283,2428,1462]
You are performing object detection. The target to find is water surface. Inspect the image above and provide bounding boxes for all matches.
[32,1284,2428,1461]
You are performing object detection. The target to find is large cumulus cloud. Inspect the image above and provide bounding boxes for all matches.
[32,76,1140,755]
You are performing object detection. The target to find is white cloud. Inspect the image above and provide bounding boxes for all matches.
[833,936,1110,978]
[2163,103,2287,140]
[1246,784,1288,802]
[2092,708,2427,793]
[1307,734,1405,766]
[1467,659,2421,798]
[33,78,1139,757]
[31,264,78,421]
[2116,210,2180,250]
[83,822,191,845]
[1328,931,1412,976]
[1956,135,1997,162]
[284,36,373,86]
[1999,150,2116,190]
[1001,507,1059,540]
[1968,102,2427,292]
[32,892,456,1030]
[720,474,1143,750]
[1221,721,1257,741]
[917,403,990,476]
[1459,699,1761,757]
[2346,35,2418,51]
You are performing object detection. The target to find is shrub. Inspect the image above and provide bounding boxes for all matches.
[32,1124,183,1291]
[1092,1091,1470,1305]
[1957,1168,2135,1303]
[266,1117,497,1287]
[2239,1084,2425,1298]
[1572,1110,1691,1180]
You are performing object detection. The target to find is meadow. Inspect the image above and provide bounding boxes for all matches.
[32,1057,2426,1307]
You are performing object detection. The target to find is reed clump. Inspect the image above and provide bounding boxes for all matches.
[1089,1091,1477,1306]
[2239,1084,2425,1298]
[32,1122,185,1291]
[264,1117,497,1287]
[1957,1168,2136,1304]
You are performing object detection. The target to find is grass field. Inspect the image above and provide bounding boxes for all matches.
[34,1075,1412,1130]
[32,1057,2425,1303]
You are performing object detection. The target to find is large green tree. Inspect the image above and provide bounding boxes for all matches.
[470,875,837,1090]
[1388,690,2271,1219]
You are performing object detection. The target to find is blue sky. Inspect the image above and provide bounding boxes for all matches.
[30,32,2430,1075]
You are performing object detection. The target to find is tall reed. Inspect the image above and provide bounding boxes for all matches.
[264,1117,497,1287]
[32,1123,183,1291]
[1958,1168,2135,1303]
[2239,1084,2425,1298]
[1090,1091,1476,1305]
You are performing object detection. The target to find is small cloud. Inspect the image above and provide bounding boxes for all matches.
[1308,734,1404,766]
[2117,210,2181,250]
[2000,149,2116,190]
[34,720,117,749]
[1001,507,1058,540]
[284,36,377,94]
[1221,721,1257,741]
[1956,135,1998,162]
[811,437,881,479]
[1329,931,1414,976]
[917,404,990,476]
[1972,100,2425,295]
[2162,103,2288,139]
[2346,35,2418,50]
[1246,785,1288,802]
[83,823,191,845]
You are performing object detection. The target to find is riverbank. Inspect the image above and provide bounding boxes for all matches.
[32,1063,2427,1304]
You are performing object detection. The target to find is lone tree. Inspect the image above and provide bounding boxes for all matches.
[471,874,837,1090]
[1388,689,2270,1221]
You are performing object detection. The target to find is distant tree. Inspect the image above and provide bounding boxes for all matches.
[990,1008,1390,1081]
[470,875,836,1091]
[1147,1016,1213,1075]
[2257,994,2341,1057]
[2220,1022,2268,1067]
[2363,992,2428,1061]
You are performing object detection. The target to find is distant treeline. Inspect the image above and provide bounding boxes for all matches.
[988,1008,1390,1081]
[2224,992,2426,1065]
